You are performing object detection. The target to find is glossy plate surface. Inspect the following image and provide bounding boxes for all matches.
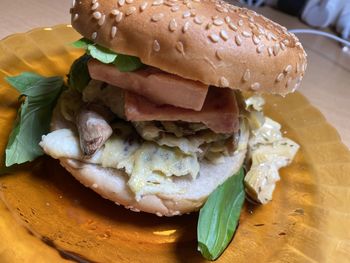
[0,25,349,263]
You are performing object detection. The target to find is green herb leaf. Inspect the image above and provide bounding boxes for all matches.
[68,54,91,92]
[114,54,143,72]
[197,168,245,260]
[71,38,143,71]
[4,73,64,167]
[6,72,43,93]
[87,44,117,64]
[71,38,93,49]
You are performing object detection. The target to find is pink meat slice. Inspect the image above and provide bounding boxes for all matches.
[88,59,209,111]
[125,87,239,134]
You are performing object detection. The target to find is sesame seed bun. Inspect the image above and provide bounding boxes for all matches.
[49,104,247,216]
[71,0,307,95]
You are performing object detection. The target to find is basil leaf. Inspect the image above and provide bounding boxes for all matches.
[114,54,143,72]
[71,38,143,72]
[68,54,91,92]
[87,44,117,64]
[6,72,43,93]
[71,38,93,49]
[4,73,64,167]
[197,168,245,260]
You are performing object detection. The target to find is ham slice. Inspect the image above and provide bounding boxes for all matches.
[88,59,209,111]
[125,87,239,134]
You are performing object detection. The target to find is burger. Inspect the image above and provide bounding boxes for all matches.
[35,0,307,217]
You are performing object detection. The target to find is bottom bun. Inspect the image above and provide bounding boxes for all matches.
[59,150,245,216]
[50,99,247,216]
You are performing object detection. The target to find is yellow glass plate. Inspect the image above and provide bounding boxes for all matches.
[0,25,349,263]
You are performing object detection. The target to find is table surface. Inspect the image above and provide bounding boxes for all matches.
[1,0,350,149]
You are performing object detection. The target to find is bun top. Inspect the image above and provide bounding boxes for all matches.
[71,0,307,95]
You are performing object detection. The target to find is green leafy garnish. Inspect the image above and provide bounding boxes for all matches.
[68,54,91,92]
[4,73,65,167]
[87,44,117,64]
[71,38,93,49]
[72,38,143,72]
[198,168,245,260]
[114,54,143,72]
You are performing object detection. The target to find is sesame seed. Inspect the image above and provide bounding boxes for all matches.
[249,16,254,22]
[225,16,231,23]
[111,9,120,15]
[193,0,200,2]
[73,13,79,21]
[228,22,237,31]
[239,14,248,19]
[91,32,97,40]
[276,73,284,82]
[92,0,97,4]
[220,30,228,41]
[92,183,98,188]
[212,15,218,20]
[152,0,163,5]
[213,18,224,26]
[169,19,177,32]
[151,13,164,22]
[253,35,260,45]
[153,40,160,52]
[216,49,224,60]
[205,23,212,30]
[91,2,99,10]
[164,2,175,6]
[175,41,184,54]
[140,2,148,11]
[238,19,243,26]
[268,47,273,56]
[235,35,242,46]
[256,44,264,53]
[209,33,220,43]
[115,12,123,22]
[126,6,136,15]
[302,63,307,71]
[242,31,252,38]
[194,16,203,25]
[243,69,250,82]
[126,0,134,3]
[118,0,125,6]
[186,2,192,8]
[220,77,229,87]
[93,11,102,20]
[248,22,255,29]
[182,21,190,32]
[72,0,76,8]
[111,26,117,38]
[284,65,292,74]
[273,43,280,56]
[280,42,286,51]
[171,5,179,12]
[283,39,290,45]
[98,14,106,26]
[183,10,191,18]
[251,82,261,90]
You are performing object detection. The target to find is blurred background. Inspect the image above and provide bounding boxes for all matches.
[237,0,350,41]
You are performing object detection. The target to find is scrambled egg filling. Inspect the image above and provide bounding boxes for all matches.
[45,90,298,202]
[243,97,299,204]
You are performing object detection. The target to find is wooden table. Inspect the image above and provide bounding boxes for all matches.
[1,0,350,148]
